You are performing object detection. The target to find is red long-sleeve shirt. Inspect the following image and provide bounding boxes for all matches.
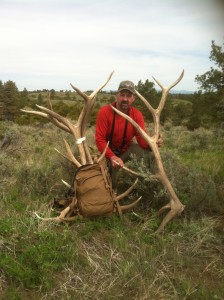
[95,102,149,159]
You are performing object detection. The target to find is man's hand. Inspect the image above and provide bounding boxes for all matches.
[156,134,163,147]
[151,133,163,147]
[110,155,124,169]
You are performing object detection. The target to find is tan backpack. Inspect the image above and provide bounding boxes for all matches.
[74,159,122,217]
[49,157,140,222]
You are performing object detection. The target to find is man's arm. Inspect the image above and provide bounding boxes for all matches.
[95,106,115,159]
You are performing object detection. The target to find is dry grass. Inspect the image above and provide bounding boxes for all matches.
[0,122,223,300]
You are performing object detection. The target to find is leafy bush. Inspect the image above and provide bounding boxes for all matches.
[118,125,224,215]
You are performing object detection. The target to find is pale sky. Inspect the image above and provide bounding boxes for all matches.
[0,0,223,92]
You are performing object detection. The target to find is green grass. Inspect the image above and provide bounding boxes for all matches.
[183,149,224,180]
[0,122,223,299]
[1,214,223,299]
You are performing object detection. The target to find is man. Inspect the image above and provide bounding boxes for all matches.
[95,80,162,187]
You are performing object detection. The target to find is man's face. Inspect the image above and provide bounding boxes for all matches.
[116,90,135,113]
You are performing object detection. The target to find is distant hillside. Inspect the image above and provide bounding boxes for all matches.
[170,90,195,94]
[105,89,195,95]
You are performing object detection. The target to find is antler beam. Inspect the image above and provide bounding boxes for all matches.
[111,70,185,233]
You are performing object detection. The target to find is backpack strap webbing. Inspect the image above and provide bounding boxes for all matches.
[99,160,123,217]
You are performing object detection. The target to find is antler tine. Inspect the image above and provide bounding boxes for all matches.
[47,92,53,110]
[20,108,72,134]
[155,201,185,234]
[97,137,145,176]
[116,178,138,201]
[112,159,145,177]
[61,179,72,189]
[35,206,71,222]
[20,109,48,119]
[121,165,144,177]
[70,71,115,129]
[35,105,75,133]
[134,73,185,138]
[35,198,79,223]
[90,71,114,99]
[36,104,72,128]
[97,142,109,163]
[35,104,87,164]
[63,139,82,167]
[43,92,70,133]
[152,70,185,116]
[120,196,142,212]
[152,69,184,92]
[21,98,86,164]
[70,71,114,100]
[135,90,155,115]
[54,146,81,167]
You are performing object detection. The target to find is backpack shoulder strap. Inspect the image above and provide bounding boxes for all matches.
[108,103,129,152]
[98,159,122,217]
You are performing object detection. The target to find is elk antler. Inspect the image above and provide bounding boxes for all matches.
[111,70,185,233]
[22,72,143,222]
[21,72,114,166]
[70,71,114,164]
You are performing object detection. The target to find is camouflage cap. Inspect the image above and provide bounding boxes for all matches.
[117,80,135,94]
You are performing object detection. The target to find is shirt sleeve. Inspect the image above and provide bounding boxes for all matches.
[95,106,115,159]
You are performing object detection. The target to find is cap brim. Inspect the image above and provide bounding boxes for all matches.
[117,88,135,94]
